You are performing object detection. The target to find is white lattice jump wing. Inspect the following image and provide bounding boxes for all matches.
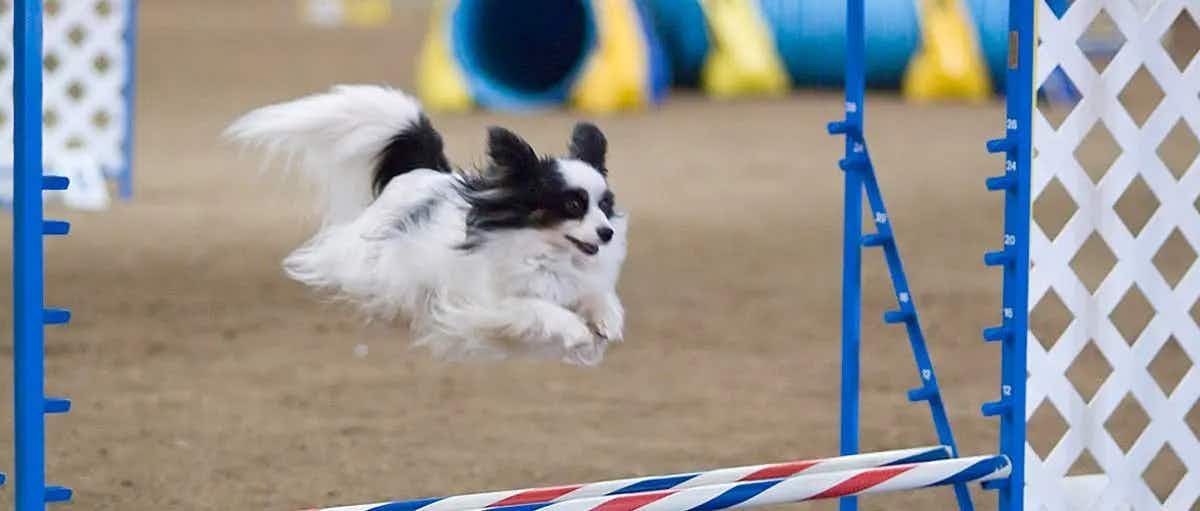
[1030,0,1200,510]
[0,0,136,209]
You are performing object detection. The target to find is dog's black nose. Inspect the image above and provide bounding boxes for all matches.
[597,226,614,243]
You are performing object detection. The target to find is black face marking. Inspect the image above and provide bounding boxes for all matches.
[561,189,588,219]
[373,114,452,196]
[457,127,603,250]
[598,190,615,218]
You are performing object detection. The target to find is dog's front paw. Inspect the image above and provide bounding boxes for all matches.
[580,294,624,343]
[557,318,606,367]
[559,316,594,348]
[564,337,610,367]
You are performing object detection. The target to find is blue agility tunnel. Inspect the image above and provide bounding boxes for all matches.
[643,0,920,89]
[419,0,672,112]
[450,0,597,109]
[419,0,1014,108]
[759,0,920,88]
[645,0,1012,90]
[963,0,1010,89]
[642,0,710,87]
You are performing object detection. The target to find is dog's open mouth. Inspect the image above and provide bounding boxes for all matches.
[565,235,599,256]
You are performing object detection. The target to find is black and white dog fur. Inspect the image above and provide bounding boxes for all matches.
[227,85,626,366]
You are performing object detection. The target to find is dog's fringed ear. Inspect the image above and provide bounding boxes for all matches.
[487,127,539,174]
[569,122,607,174]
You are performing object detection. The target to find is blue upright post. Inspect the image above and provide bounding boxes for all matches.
[837,1,864,510]
[982,1,1033,510]
[13,0,47,507]
[118,0,138,199]
[13,0,73,508]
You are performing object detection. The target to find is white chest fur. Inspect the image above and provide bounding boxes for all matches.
[508,251,590,307]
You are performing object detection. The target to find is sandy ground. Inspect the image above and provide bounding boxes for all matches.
[0,2,1188,510]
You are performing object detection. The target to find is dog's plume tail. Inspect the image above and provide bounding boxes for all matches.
[225,85,449,225]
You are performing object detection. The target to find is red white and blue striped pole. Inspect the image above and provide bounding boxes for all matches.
[470,455,1009,511]
[307,446,972,511]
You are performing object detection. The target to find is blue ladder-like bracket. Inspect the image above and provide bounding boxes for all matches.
[0,472,6,486]
[986,137,1016,154]
[981,399,1013,417]
[42,175,69,191]
[983,326,1011,343]
[826,119,862,138]
[43,308,71,325]
[984,249,1014,267]
[835,52,976,507]
[862,233,892,247]
[44,397,71,414]
[838,155,870,172]
[907,386,938,402]
[986,174,1017,192]
[44,485,73,503]
[42,220,70,236]
[883,308,914,324]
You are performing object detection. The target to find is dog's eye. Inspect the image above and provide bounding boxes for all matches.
[564,198,585,216]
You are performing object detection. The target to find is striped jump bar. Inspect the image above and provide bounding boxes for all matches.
[473,455,1010,511]
[311,446,954,511]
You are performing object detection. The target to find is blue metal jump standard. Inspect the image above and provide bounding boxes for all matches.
[982,2,1033,511]
[829,1,975,511]
[12,0,74,509]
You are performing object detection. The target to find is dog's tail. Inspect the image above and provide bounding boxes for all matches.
[225,85,451,225]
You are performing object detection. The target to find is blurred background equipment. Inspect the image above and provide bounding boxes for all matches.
[696,0,791,99]
[412,0,1024,111]
[902,0,992,103]
[300,0,393,27]
[0,0,137,210]
[753,0,920,89]
[321,0,1167,110]
[569,0,671,112]
[416,0,670,112]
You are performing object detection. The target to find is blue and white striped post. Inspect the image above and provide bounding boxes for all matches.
[981,1,1033,511]
[13,0,73,508]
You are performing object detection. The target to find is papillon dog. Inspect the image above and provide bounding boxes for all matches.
[227,85,627,366]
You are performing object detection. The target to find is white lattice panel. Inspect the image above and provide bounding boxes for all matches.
[0,0,133,207]
[1030,0,1200,510]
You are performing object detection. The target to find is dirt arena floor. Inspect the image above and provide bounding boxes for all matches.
[0,1,1189,510]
